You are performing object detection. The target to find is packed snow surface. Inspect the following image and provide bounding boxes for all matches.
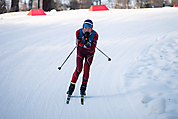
[0,8,178,119]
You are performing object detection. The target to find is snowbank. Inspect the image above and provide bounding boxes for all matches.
[147,98,166,115]
[124,31,178,118]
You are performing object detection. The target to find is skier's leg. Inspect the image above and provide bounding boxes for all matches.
[83,54,94,84]
[80,54,94,95]
[67,82,75,95]
[71,54,83,83]
[67,54,83,95]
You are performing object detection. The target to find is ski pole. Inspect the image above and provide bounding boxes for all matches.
[96,47,111,61]
[58,46,77,70]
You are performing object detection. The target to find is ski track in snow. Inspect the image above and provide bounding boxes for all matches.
[0,8,178,119]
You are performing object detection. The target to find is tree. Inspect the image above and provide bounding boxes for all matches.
[115,0,129,9]
[28,0,32,10]
[70,0,79,9]
[56,0,69,11]
[43,0,52,11]
[19,1,28,11]
[0,0,7,14]
[10,0,19,12]
[82,0,92,9]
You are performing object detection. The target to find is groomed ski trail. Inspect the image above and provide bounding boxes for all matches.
[1,8,178,119]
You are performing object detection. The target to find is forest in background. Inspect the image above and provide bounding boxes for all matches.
[1,0,178,14]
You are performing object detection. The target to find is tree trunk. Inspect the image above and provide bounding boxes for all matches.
[43,0,51,11]
[10,0,19,12]
[0,0,7,14]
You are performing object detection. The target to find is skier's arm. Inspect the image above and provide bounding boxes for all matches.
[76,29,81,46]
[89,32,98,53]
[92,32,98,49]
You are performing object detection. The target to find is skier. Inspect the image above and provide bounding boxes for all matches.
[67,19,99,96]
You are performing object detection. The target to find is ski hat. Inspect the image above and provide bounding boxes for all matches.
[83,19,93,29]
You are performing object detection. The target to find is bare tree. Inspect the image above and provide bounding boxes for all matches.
[5,0,10,12]
[70,0,79,9]
[56,0,69,11]
[152,0,164,7]
[19,0,27,11]
[69,0,92,10]
[43,0,52,11]
[115,0,127,9]
[0,0,7,14]
[172,0,178,6]
[82,0,92,9]
[56,0,62,11]
[33,0,38,8]
[10,0,19,12]
[28,0,32,10]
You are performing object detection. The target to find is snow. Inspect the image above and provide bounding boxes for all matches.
[147,98,166,115]
[0,8,178,119]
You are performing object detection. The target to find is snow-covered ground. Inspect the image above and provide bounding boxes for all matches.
[0,8,178,119]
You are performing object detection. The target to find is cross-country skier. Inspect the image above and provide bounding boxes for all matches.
[67,19,99,96]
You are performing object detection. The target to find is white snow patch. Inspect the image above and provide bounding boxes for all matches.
[147,98,166,115]
[141,95,152,103]
[157,113,178,119]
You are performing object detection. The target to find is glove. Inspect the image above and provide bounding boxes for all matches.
[81,32,91,48]
[85,41,91,48]
[84,32,90,39]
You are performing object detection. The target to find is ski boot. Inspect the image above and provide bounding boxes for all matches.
[67,83,75,95]
[80,84,87,95]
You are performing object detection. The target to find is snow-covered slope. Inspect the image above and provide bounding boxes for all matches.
[0,8,178,119]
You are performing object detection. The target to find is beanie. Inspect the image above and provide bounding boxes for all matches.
[83,19,93,29]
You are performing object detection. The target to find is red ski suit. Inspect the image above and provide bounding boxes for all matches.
[71,28,98,84]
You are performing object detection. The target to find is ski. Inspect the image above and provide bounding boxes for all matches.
[66,94,71,104]
[81,95,84,105]
[66,94,85,105]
